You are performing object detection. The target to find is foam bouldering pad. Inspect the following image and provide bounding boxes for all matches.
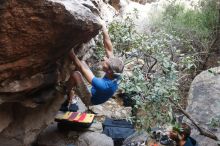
[55,111,95,130]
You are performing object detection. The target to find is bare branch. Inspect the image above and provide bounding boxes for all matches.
[143,54,157,78]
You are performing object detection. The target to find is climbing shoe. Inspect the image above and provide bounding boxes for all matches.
[60,99,69,112]
[68,96,79,112]
[68,104,79,112]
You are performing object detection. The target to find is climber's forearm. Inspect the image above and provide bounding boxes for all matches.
[102,25,114,58]
[80,61,94,83]
[69,51,94,83]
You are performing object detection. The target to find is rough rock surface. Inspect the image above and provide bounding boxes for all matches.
[36,123,77,146]
[109,0,121,10]
[0,0,100,95]
[186,67,220,146]
[76,132,114,146]
[36,122,104,146]
[0,0,101,145]
[93,0,117,24]
[89,98,132,120]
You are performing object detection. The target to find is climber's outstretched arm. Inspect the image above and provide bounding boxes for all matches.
[69,51,94,84]
[102,23,114,58]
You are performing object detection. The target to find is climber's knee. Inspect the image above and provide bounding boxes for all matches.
[70,71,84,85]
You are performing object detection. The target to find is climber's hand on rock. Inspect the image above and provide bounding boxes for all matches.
[99,18,107,30]
[99,18,105,25]
[69,50,81,67]
[69,50,76,60]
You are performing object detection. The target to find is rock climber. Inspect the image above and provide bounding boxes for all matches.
[66,21,124,108]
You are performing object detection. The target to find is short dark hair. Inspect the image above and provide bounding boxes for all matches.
[180,123,191,140]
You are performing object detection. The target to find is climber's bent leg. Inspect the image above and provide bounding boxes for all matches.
[67,71,91,106]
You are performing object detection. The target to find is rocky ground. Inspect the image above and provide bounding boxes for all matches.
[35,97,132,146]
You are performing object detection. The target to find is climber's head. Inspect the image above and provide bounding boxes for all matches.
[102,56,124,78]
[169,123,192,143]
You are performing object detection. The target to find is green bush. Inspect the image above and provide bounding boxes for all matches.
[162,0,218,42]
[98,17,195,130]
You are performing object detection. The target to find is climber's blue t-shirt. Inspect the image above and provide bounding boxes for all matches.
[90,76,119,105]
[184,138,194,146]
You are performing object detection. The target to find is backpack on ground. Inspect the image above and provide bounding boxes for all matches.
[102,118,135,146]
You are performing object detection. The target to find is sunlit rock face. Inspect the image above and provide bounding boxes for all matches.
[0,0,101,145]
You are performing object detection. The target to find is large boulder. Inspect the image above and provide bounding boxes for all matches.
[0,0,102,145]
[36,122,108,146]
[0,0,100,95]
[187,67,220,146]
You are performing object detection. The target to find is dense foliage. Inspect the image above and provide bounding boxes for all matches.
[94,0,218,130]
[161,0,218,70]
